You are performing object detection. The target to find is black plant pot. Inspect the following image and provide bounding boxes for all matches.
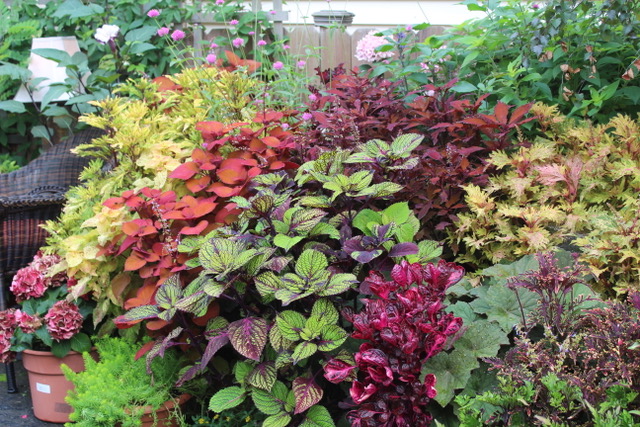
[312,10,355,27]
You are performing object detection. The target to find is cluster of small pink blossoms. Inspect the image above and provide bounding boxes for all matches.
[355,31,394,62]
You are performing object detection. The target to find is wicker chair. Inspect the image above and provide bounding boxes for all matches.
[0,128,102,393]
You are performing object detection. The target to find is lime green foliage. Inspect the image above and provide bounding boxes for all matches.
[0,153,20,173]
[451,104,640,294]
[42,69,259,325]
[62,336,184,427]
[421,0,640,122]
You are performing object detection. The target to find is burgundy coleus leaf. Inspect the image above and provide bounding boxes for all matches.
[349,380,377,404]
[356,348,394,386]
[292,376,323,414]
[177,333,230,386]
[227,317,268,361]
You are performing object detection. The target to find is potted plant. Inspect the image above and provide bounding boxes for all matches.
[0,251,101,423]
[62,336,188,427]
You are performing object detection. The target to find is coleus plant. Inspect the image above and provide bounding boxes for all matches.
[300,69,535,237]
[328,260,465,426]
[114,137,443,424]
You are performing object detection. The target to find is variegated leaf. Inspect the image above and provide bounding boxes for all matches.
[209,386,246,412]
[293,376,323,414]
[292,341,318,364]
[245,361,277,391]
[228,317,268,361]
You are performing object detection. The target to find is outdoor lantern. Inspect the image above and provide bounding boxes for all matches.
[13,36,83,103]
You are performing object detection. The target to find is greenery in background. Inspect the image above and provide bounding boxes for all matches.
[422,0,640,122]
[0,0,200,161]
[63,336,185,427]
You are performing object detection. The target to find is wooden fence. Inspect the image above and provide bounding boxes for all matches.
[197,25,448,75]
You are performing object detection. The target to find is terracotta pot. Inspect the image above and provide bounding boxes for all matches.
[21,349,95,423]
[118,394,191,427]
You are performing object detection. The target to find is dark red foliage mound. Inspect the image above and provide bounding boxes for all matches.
[332,260,464,427]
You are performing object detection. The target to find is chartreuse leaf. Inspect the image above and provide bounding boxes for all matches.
[155,274,182,321]
[255,271,282,298]
[300,405,336,427]
[292,341,318,364]
[287,208,327,233]
[276,311,306,341]
[245,248,276,276]
[406,240,443,264]
[295,249,328,278]
[319,273,357,296]
[199,238,257,279]
[246,362,277,391]
[317,325,348,352]
[273,234,304,251]
[293,376,323,414]
[234,361,253,384]
[356,182,403,198]
[352,209,382,234]
[311,299,339,325]
[263,412,292,427]
[422,349,480,406]
[309,222,340,239]
[209,386,246,412]
[227,317,268,361]
[252,390,283,415]
[390,133,423,157]
[382,202,411,225]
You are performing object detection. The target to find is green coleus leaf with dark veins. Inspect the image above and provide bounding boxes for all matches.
[155,274,182,321]
[245,361,277,391]
[209,386,246,412]
[228,317,268,361]
[276,311,306,341]
[300,405,336,427]
[199,238,257,279]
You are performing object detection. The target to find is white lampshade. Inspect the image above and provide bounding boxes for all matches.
[13,36,82,103]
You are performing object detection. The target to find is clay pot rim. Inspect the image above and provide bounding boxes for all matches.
[129,393,192,415]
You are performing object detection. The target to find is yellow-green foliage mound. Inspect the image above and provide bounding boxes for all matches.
[451,103,640,295]
[43,67,260,324]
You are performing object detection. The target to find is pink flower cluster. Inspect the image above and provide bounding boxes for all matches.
[10,252,66,302]
[354,31,395,62]
[44,301,83,341]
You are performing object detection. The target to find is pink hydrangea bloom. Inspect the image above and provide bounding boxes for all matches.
[273,61,284,70]
[257,40,267,46]
[232,37,245,48]
[355,31,395,62]
[171,29,186,41]
[206,53,217,64]
[147,9,160,18]
[15,310,41,334]
[44,301,83,341]
[10,266,47,302]
[157,27,170,37]
[0,333,15,364]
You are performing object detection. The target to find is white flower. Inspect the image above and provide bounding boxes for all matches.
[94,24,120,44]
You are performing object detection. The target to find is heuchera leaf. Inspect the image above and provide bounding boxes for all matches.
[293,376,324,414]
[228,317,268,361]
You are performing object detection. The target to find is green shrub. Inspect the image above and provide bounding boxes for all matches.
[62,336,184,427]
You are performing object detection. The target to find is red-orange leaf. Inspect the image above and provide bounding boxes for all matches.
[207,182,239,197]
[103,196,125,209]
[170,161,200,180]
[181,220,209,235]
[262,136,282,147]
[186,175,211,193]
[494,102,509,125]
[125,251,147,271]
[218,168,247,185]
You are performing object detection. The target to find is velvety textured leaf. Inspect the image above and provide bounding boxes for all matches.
[455,321,509,358]
[421,349,480,406]
[246,361,277,391]
[228,317,268,361]
[209,386,246,412]
[300,405,336,427]
[293,376,323,414]
[292,342,318,364]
